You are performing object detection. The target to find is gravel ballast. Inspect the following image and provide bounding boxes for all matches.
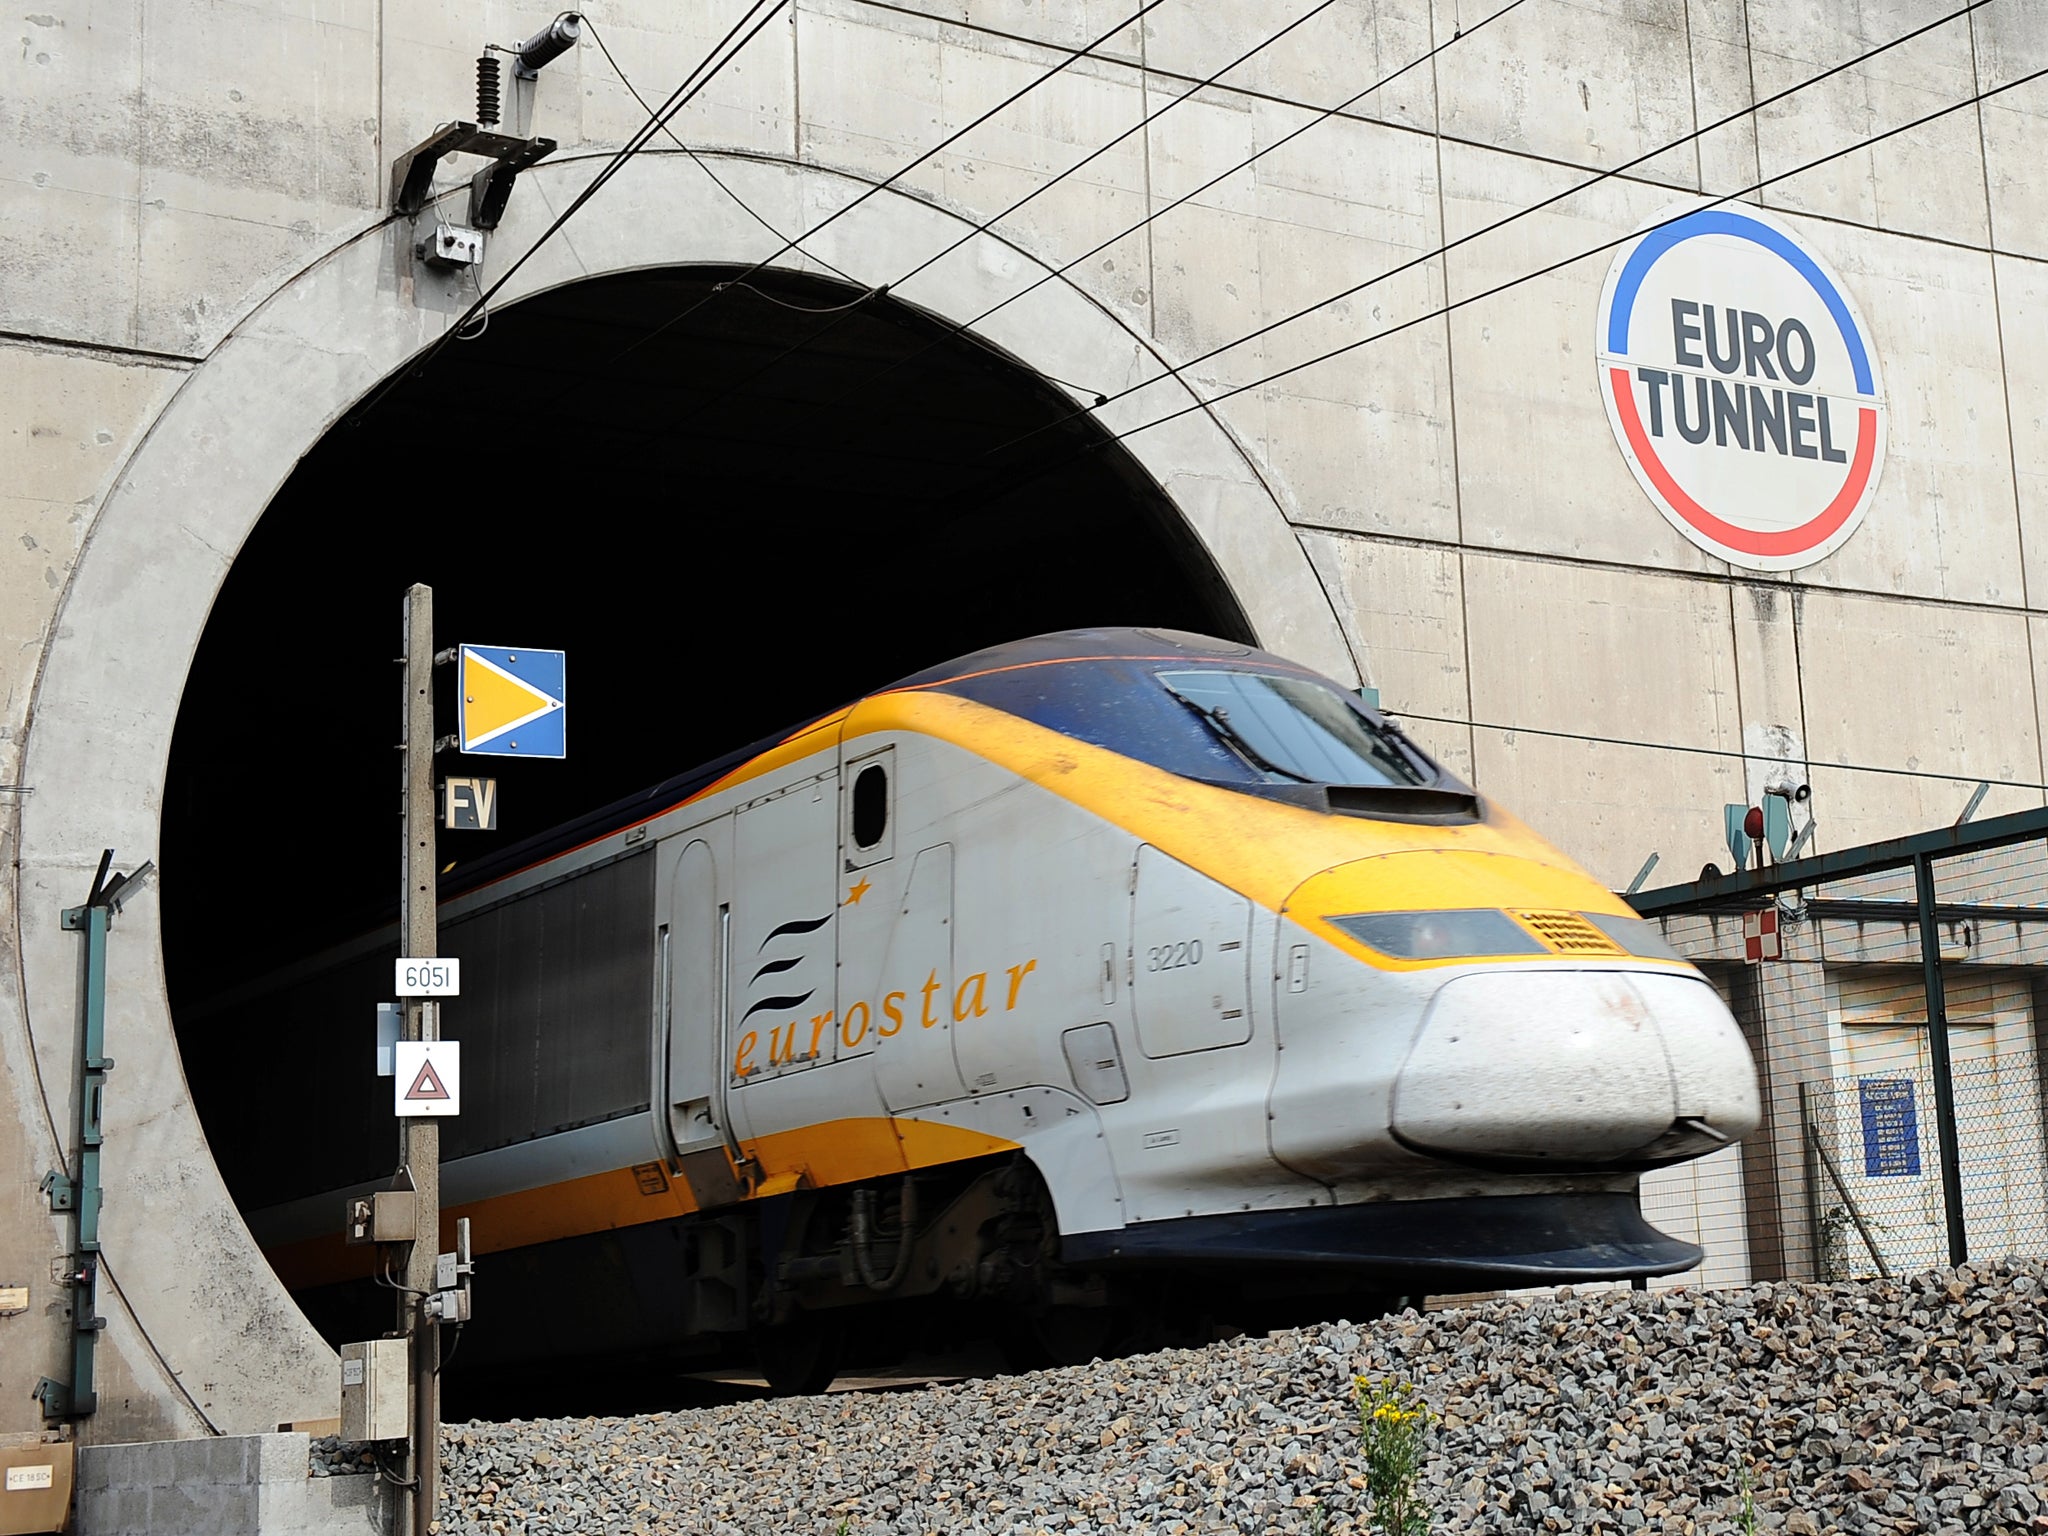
[397,1259,2045,1534]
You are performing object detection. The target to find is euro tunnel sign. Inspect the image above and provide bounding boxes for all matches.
[460,644,565,758]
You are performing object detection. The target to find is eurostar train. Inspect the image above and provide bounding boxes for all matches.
[230,628,1759,1392]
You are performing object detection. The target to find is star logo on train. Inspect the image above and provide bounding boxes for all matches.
[845,877,872,906]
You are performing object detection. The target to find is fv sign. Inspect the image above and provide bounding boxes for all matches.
[1598,204,1886,572]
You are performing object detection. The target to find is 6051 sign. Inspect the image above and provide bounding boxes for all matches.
[395,958,461,997]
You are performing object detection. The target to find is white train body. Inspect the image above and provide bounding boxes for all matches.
[249,630,1760,1383]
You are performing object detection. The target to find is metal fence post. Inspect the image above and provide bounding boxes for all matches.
[1914,852,1967,1265]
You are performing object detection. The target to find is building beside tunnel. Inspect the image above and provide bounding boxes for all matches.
[2,0,2046,1446]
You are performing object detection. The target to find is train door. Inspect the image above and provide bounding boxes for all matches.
[657,835,733,1162]
[1130,845,1253,1057]
[871,844,965,1110]
[834,744,897,1067]
[729,771,841,1109]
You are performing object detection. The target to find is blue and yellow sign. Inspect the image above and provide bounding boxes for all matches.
[459,645,565,758]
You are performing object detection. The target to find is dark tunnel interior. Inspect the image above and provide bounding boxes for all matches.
[162,265,1252,1205]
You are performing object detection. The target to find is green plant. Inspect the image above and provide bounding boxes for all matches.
[1352,1376,1432,1536]
[1735,1465,1757,1535]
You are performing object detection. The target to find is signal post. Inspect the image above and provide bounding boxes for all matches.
[400,582,441,1536]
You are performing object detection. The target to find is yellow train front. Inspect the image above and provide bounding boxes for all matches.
[250,627,1759,1393]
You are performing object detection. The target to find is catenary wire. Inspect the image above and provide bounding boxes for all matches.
[1384,711,2048,796]
[812,0,1531,417]
[1064,57,2048,450]
[592,0,1175,377]
[348,0,792,425]
[982,0,1995,460]
[580,22,1116,396]
[934,47,2037,535]
[652,0,1360,433]
[581,13,862,289]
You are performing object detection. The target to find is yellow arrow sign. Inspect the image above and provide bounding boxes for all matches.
[461,647,562,752]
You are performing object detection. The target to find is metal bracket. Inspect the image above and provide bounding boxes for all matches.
[31,1379,69,1418]
[39,1170,75,1212]
[390,120,557,232]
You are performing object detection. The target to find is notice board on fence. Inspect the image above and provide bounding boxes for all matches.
[1858,1077,1920,1177]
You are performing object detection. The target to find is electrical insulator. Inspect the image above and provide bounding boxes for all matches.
[476,54,502,128]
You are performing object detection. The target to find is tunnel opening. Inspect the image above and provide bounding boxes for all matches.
[161,265,1251,1293]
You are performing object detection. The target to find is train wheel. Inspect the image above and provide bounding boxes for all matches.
[753,1318,844,1397]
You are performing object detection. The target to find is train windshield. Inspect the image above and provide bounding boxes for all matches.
[1156,670,1428,786]
[921,655,1442,791]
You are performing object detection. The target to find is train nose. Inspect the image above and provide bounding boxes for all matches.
[1391,969,1758,1164]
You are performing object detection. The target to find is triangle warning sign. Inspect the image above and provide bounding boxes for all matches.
[462,649,561,751]
[404,1059,451,1102]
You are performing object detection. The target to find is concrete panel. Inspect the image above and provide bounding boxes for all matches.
[1244,106,1455,540]
[1728,580,1809,808]
[576,4,798,159]
[1429,0,1700,190]
[1141,0,1435,135]
[1686,0,1760,194]
[1439,139,1721,572]
[1747,0,1986,247]
[1462,554,1745,885]
[1797,591,2044,848]
[1300,531,1474,780]
[1974,7,2048,260]
[2004,255,2048,606]
[0,5,144,348]
[0,344,186,783]
[1784,222,2020,605]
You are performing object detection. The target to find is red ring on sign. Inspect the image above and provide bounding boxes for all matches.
[1606,367,1875,559]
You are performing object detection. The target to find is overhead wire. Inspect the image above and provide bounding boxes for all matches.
[1044,54,2048,454]
[1381,711,2048,799]
[814,0,1532,417]
[580,13,863,289]
[591,0,1176,379]
[651,0,1361,434]
[348,0,793,426]
[980,0,1996,461]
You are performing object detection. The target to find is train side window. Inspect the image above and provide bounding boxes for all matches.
[853,764,888,847]
[844,745,895,869]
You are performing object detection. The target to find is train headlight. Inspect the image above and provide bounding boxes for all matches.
[1329,909,1545,960]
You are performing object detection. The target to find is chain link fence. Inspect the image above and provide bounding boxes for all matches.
[1634,808,2048,1285]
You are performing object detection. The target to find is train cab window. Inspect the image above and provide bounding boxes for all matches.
[852,763,888,848]
[1155,670,1428,787]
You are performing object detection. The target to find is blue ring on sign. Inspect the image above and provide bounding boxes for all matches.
[1605,209,1873,395]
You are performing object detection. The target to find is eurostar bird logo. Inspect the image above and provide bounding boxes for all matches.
[742,914,830,1027]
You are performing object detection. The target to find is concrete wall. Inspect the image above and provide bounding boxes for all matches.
[1,0,2043,1440]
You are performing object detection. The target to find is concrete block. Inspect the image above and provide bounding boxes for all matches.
[0,180,142,351]
[1686,0,1760,194]
[1783,221,2019,605]
[575,5,797,158]
[1439,140,1721,573]
[795,8,949,193]
[1798,591,2043,847]
[2002,254,2048,605]
[1301,531,1473,780]
[1974,8,2048,259]
[1461,553,1745,884]
[1748,0,1986,246]
[1145,0,1434,135]
[1428,0,1699,189]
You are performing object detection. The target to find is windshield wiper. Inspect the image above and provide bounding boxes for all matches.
[1163,687,1314,783]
